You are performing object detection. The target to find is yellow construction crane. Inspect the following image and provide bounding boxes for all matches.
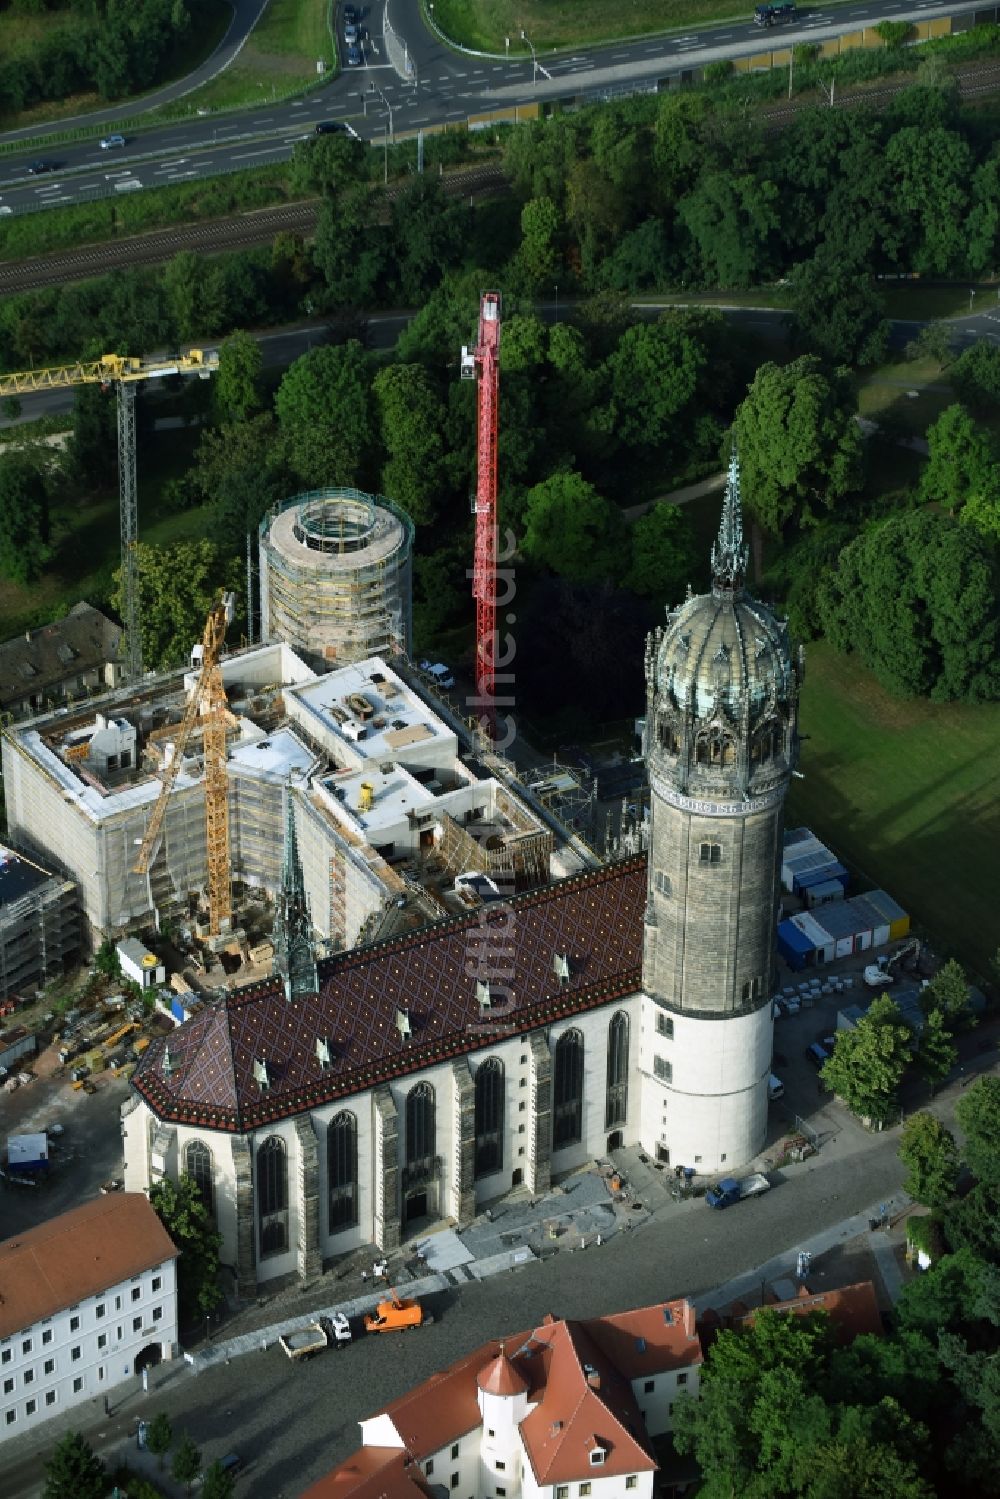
[0,349,218,682]
[132,592,235,938]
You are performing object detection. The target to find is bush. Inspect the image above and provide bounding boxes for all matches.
[875,20,913,45]
[703,59,734,84]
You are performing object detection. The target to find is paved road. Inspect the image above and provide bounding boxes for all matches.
[0,0,990,218]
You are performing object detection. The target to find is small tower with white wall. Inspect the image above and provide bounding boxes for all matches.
[477,1348,530,1497]
[639,453,803,1173]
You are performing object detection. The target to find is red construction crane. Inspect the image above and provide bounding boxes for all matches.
[460,292,502,737]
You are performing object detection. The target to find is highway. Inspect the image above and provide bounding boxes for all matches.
[0,0,993,219]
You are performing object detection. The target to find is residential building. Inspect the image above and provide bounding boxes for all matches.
[0,1194,178,1441]
[0,601,123,720]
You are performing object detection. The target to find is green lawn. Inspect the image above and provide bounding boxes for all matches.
[787,642,1000,977]
[858,355,954,438]
[166,0,335,114]
[430,0,754,49]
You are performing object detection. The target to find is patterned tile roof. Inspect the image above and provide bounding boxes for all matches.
[132,856,646,1132]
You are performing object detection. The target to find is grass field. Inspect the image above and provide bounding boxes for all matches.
[858,354,954,439]
[429,0,751,49]
[170,0,335,114]
[787,642,1000,978]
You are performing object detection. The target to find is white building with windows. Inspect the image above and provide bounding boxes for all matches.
[302,1300,702,1499]
[0,1194,178,1442]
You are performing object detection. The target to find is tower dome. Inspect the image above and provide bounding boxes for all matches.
[645,452,801,807]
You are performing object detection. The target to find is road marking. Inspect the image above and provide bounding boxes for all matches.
[445,109,466,117]
[231,145,292,159]
[291,100,306,106]
[35,184,64,193]
[165,170,198,180]
[104,169,133,179]
[39,194,71,204]
[154,161,188,173]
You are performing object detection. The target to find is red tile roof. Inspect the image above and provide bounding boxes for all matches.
[517,1319,655,1484]
[478,1349,529,1396]
[0,1194,178,1339]
[727,1280,883,1344]
[586,1299,703,1378]
[132,857,646,1131]
[301,1447,434,1499]
[375,1332,532,1457]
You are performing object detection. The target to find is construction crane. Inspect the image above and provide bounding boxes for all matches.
[460,292,502,737]
[0,349,219,683]
[132,592,235,939]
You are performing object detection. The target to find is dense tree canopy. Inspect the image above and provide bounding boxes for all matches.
[817,508,1000,701]
[149,1173,222,1320]
[821,995,913,1124]
[899,1112,960,1208]
[114,540,234,672]
[734,357,864,535]
[0,452,50,584]
[275,341,373,489]
[520,472,625,585]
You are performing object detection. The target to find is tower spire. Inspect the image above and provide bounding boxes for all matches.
[273,779,317,1002]
[711,447,749,594]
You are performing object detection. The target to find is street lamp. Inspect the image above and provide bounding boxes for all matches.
[554,283,559,317]
[970,288,977,314]
[505,35,510,59]
[520,29,538,84]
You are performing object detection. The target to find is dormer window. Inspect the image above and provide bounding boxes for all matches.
[589,1448,606,1467]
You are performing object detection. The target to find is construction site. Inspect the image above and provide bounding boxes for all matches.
[259,487,414,666]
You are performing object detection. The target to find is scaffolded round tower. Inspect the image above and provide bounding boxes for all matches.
[259,488,414,664]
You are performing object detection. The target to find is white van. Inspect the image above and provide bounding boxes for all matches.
[768,1074,785,1101]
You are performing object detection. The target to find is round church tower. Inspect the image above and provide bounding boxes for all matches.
[639,452,803,1172]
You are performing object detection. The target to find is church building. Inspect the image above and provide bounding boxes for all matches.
[122,457,802,1296]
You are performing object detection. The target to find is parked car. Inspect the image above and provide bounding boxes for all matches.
[805,1041,831,1069]
[100,134,126,150]
[344,20,359,42]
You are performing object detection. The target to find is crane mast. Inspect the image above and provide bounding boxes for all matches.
[0,349,218,684]
[461,293,502,737]
[132,593,234,937]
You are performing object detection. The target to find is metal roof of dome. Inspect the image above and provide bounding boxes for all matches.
[653,453,794,722]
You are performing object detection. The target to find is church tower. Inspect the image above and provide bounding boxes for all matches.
[273,784,318,1001]
[639,453,802,1172]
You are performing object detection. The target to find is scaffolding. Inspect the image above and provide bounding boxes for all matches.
[0,853,79,1000]
[259,488,414,665]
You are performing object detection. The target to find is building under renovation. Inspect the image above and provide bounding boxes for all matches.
[259,488,413,666]
[0,845,79,1000]
[1,646,551,969]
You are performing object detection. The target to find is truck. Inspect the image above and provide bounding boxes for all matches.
[754,2,797,23]
[279,1313,351,1360]
[364,1293,425,1334]
[705,1172,771,1209]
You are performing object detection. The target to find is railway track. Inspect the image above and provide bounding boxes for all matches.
[758,58,1000,127]
[0,163,507,294]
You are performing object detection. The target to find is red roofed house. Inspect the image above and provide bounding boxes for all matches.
[0,1194,178,1443]
[303,1300,702,1499]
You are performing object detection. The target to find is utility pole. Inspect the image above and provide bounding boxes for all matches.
[520,29,538,84]
[788,47,794,100]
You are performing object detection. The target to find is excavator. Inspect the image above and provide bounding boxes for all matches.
[863,938,922,989]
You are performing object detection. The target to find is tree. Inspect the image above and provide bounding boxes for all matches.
[275,340,372,489]
[113,539,232,672]
[626,501,697,607]
[146,1410,173,1470]
[606,319,706,453]
[956,1076,1000,1185]
[2,395,21,419]
[0,451,50,584]
[919,404,999,516]
[733,357,863,535]
[820,996,913,1126]
[200,1461,236,1499]
[913,1009,958,1096]
[520,472,625,585]
[922,958,975,1031]
[790,251,889,368]
[515,196,562,290]
[149,1173,222,1320]
[898,1111,960,1208]
[43,1432,106,1499]
[68,383,118,490]
[673,1307,833,1495]
[389,177,469,304]
[678,170,780,287]
[313,185,389,307]
[816,508,1000,702]
[171,1432,202,1493]
[93,938,121,980]
[215,330,263,423]
[372,363,447,527]
[289,132,367,197]
[884,126,971,276]
[191,415,290,544]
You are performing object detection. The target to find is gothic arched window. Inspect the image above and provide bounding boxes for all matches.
[185,1139,214,1220]
[474,1058,504,1179]
[605,1012,629,1130]
[406,1082,436,1170]
[553,1028,584,1149]
[328,1111,358,1232]
[257,1135,288,1258]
